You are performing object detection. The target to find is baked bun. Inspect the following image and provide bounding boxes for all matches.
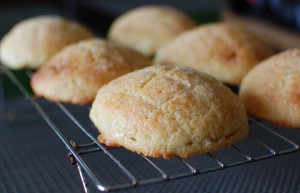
[108,5,196,57]
[155,22,275,85]
[0,15,93,69]
[90,65,249,159]
[30,38,151,105]
[239,49,300,128]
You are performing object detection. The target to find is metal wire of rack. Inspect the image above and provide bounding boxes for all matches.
[2,66,299,193]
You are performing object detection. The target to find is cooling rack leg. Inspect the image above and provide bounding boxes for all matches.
[77,162,90,193]
[68,140,90,193]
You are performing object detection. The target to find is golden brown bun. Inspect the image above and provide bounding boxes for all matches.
[90,65,249,159]
[154,22,275,85]
[108,5,196,57]
[0,15,93,69]
[30,38,152,105]
[239,49,300,128]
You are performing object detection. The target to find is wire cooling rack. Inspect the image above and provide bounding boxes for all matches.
[2,66,299,193]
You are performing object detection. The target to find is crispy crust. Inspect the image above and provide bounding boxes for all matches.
[90,65,249,159]
[239,49,300,129]
[154,22,275,85]
[30,38,152,105]
[0,15,93,69]
[108,5,196,57]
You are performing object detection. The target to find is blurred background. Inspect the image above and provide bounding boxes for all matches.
[0,0,223,37]
[0,0,300,47]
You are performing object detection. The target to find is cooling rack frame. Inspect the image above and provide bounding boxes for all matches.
[2,66,299,193]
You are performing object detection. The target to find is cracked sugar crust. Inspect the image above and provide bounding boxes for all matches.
[239,49,300,128]
[30,38,152,105]
[90,65,249,159]
[108,5,196,57]
[154,22,275,85]
[0,15,93,69]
